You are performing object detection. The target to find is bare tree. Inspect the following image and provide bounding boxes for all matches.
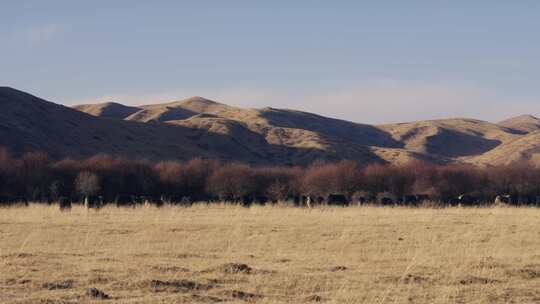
[75,171,100,197]
[207,163,253,200]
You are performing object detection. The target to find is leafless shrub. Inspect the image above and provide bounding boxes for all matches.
[75,171,100,197]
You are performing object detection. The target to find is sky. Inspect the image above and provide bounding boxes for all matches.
[1,1,540,124]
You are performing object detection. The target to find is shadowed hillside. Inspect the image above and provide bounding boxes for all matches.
[379,119,519,159]
[3,87,540,166]
[73,102,141,119]
[467,130,540,165]
[75,93,540,165]
[0,87,218,160]
[0,87,386,165]
[124,97,235,122]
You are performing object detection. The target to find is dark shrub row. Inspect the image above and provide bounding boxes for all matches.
[0,147,539,206]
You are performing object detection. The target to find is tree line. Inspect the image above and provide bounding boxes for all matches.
[1,147,540,206]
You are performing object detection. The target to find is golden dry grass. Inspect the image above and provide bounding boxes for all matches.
[1,204,539,303]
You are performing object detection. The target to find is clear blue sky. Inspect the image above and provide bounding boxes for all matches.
[2,1,540,123]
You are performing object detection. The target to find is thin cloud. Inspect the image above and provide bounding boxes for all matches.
[22,24,62,44]
[212,82,538,124]
[70,92,189,107]
[66,81,539,124]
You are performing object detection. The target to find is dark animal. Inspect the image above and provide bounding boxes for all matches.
[494,194,512,205]
[402,195,418,205]
[416,194,430,203]
[0,195,28,207]
[115,194,135,207]
[241,196,253,207]
[152,198,164,207]
[84,195,103,209]
[447,197,460,206]
[378,197,394,206]
[33,196,53,205]
[0,195,15,206]
[254,196,269,205]
[327,194,348,206]
[287,195,301,206]
[180,196,192,206]
[458,194,476,206]
[207,196,221,203]
[191,194,211,203]
[16,196,29,206]
[164,195,186,205]
[132,196,143,205]
[517,195,534,205]
[58,197,71,211]
[356,197,367,205]
[142,196,164,207]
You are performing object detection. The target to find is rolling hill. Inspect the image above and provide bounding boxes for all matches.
[498,114,540,134]
[2,86,540,166]
[379,118,520,159]
[0,87,385,165]
[73,102,141,119]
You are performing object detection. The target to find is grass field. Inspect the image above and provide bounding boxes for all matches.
[1,204,539,304]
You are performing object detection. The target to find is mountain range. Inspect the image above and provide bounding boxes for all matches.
[2,86,540,166]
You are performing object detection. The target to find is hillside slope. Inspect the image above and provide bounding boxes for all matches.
[4,87,538,166]
[498,115,540,134]
[0,87,389,165]
[467,131,540,165]
[0,87,217,160]
[378,119,519,159]
[73,102,141,119]
[71,92,540,165]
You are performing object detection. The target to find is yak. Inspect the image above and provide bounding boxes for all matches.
[84,195,103,209]
[58,197,72,211]
[327,194,348,206]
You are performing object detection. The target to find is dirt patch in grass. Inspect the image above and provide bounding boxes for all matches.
[5,278,31,285]
[1,252,34,258]
[148,279,214,293]
[458,276,501,285]
[42,280,74,290]
[88,276,110,284]
[206,263,253,274]
[470,260,508,270]
[379,274,432,284]
[102,229,134,235]
[305,294,324,302]
[150,265,190,273]
[176,253,202,259]
[31,300,76,304]
[220,290,263,301]
[87,287,111,299]
[329,266,347,272]
[506,266,540,279]
[190,294,225,303]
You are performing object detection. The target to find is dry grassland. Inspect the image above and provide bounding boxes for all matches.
[1,204,539,303]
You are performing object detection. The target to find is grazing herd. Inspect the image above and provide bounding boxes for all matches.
[0,193,539,210]
[0,195,28,207]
